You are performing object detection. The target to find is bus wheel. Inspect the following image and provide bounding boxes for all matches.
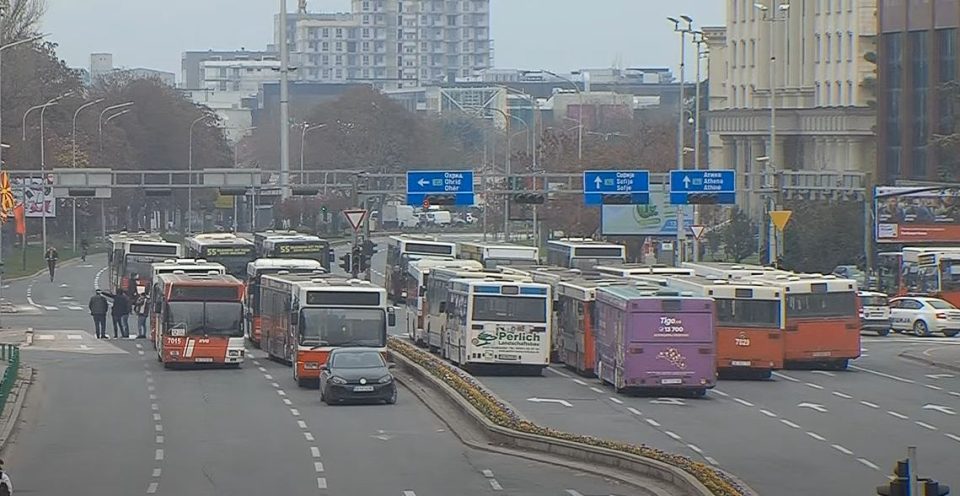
[876,328,891,337]
[832,359,849,371]
[692,388,707,398]
[297,377,310,388]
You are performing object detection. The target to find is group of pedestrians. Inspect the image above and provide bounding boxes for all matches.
[88,289,150,340]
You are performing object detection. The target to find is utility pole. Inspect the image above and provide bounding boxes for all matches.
[692,30,706,262]
[669,15,694,266]
[279,0,292,200]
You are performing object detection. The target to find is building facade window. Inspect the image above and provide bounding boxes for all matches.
[911,31,929,178]
[816,34,821,63]
[938,28,958,173]
[750,39,756,67]
[847,32,854,62]
[826,34,832,63]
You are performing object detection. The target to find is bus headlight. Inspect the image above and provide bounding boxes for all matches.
[304,362,320,369]
[377,375,393,384]
[330,376,348,385]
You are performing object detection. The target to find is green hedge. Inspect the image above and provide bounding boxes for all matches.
[388,337,746,496]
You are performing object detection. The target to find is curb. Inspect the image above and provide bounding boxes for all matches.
[0,365,34,454]
[390,348,755,496]
[898,350,960,373]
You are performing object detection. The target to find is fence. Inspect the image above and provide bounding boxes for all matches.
[0,345,20,414]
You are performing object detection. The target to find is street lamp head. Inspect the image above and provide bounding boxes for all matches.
[754,3,769,11]
[680,15,693,24]
[688,117,695,125]
[779,4,791,11]
[755,156,771,162]
[667,16,680,27]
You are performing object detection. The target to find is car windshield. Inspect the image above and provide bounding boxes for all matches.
[927,300,957,310]
[330,351,385,369]
[299,308,386,347]
[167,301,243,337]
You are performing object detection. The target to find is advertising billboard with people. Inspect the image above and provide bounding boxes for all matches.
[875,186,960,244]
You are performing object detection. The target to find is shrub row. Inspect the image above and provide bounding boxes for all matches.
[388,337,746,496]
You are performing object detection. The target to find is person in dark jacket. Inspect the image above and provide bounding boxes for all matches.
[107,292,132,338]
[88,289,110,339]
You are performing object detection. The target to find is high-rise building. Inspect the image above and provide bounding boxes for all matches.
[181,50,278,89]
[877,0,959,183]
[277,0,492,89]
[707,0,877,213]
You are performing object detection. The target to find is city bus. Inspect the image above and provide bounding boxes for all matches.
[443,278,552,375]
[554,275,628,376]
[457,241,539,269]
[150,273,246,367]
[185,233,257,277]
[681,262,781,280]
[594,264,695,278]
[244,258,325,347]
[251,230,301,250]
[260,234,333,271]
[595,285,717,396]
[901,248,960,307]
[385,235,456,303]
[404,258,483,347]
[151,259,226,279]
[259,273,394,387]
[545,238,626,269]
[111,238,182,295]
[655,275,785,379]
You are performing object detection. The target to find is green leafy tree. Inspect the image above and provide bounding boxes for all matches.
[719,206,755,262]
[782,201,864,273]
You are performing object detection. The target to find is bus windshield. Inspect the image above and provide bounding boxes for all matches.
[211,257,250,277]
[943,261,960,291]
[167,302,243,337]
[786,292,857,319]
[472,296,547,323]
[125,255,165,278]
[715,299,781,328]
[299,308,386,347]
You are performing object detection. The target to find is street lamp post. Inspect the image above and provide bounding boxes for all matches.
[22,92,71,251]
[188,114,215,233]
[470,107,527,241]
[691,30,708,262]
[98,102,134,153]
[299,123,327,179]
[542,70,582,162]
[71,98,105,251]
[669,15,694,266]
[756,1,790,265]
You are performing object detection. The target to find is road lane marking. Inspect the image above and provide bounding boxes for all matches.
[858,458,880,471]
[482,469,495,478]
[951,392,960,398]
[547,368,571,378]
[565,491,584,496]
[915,421,938,431]
[832,391,853,399]
[311,447,321,457]
[404,491,417,496]
[282,398,292,405]
[887,411,909,420]
[811,370,835,377]
[773,372,801,382]
[807,432,826,441]
[155,449,164,460]
[850,365,915,384]
[317,477,327,489]
[733,398,754,407]
[804,382,825,390]
[67,334,82,340]
[149,394,156,400]
[946,433,960,443]
[711,389,729,397]
[489,479,503,491]
[304,432,315,441]
[665,431,682,441]
[147,482,158,494]
[155,424,163,432]
[609,397,623,404]
[297,420,308,429]
[258,366,267,372]
[277,390,286,396]
[860,401,879,409]
[925,384,944,391]
[589,386,604,394]
[687,444,703,454]
[572,379,587,386]
[152,468,161,477]
[705,456,719,466]
[264,374,273,380]
[290,408,300,416]
[151,403,159,411]
[832,444,853,455]
[155,436,163,444]
[627,407,642,416]
[645,418,661,427]
[271,382,280,388]
[153,413,161,421]
[759,409,778,418]
[315,462,324,472]
[780,419,801,429]
[137,350,144,355]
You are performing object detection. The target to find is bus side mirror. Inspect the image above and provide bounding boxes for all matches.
[387,307,397,327]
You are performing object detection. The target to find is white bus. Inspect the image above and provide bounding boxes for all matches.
[546,239,625,269]
[259,273,395,387]
[681,262,782,280]
[405,258,483,347]
[444,278,552,375]
[458,241,539,269]
[151,259,226,279]
[594,264,695,278]
[424,265,492,352]
[184,233,257,277]
[244,258,326,347]
[385,235,457,302]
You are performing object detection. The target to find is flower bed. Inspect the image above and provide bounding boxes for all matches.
[388,337,747,496]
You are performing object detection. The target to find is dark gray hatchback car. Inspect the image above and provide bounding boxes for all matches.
[319,347,397,405]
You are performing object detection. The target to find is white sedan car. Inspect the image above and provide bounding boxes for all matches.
[889,296,960,337]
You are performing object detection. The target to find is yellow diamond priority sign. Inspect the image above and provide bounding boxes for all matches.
[770,210,792,231]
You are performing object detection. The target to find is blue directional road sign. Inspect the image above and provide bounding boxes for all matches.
[406,170,475,206]
[669,169,736,205]
[582,170,650,205]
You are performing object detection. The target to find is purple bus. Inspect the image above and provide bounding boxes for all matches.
[595,285,717,396]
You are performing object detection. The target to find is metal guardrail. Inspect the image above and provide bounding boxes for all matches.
[0,345,20,414]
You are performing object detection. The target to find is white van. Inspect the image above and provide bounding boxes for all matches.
[858,291,891,336]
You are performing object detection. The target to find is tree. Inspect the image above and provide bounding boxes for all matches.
[782,201,864,273]
[719,206,755,263]
[932,80,960,181]
[0,0,46,44]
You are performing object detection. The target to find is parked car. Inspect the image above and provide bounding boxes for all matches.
[858,291,891,336]
[319,347,397,405]
[889,296,960,337]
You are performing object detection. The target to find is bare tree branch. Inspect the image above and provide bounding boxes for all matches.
[0,0,47,44]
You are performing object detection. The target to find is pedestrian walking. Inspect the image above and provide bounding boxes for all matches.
[44,246,59,282]
[80,239,89,262]
[88,289,109,339]
[134,292,150,339]
[110,291,131,338]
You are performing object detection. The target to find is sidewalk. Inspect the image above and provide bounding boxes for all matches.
[899,345,960,373]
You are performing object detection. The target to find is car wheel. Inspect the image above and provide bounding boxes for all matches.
[385,388,397,405]
[944,329,959,338]
[914,320,931,337]
[877,328,890,337]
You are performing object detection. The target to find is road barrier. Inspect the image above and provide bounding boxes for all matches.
[0,345,20,414]
[388,337,756,496]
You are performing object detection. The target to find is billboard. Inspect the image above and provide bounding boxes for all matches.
[601,187,694,236]
[12,175,56,218]
[875,186,960,244]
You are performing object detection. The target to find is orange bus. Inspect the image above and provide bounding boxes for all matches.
[656,275,785,379]
[244,259,325,348]
[901,248,960,307]
[555,275,627,376]
[150,273,246,367]
[259,273,394,387]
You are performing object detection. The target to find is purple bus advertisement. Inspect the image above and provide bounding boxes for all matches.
[595,285,717,396]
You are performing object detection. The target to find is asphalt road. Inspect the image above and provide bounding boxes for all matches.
[363,239,960,496]
[1,254,631,496]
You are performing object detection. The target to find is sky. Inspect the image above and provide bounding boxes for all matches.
[42,0,725,83]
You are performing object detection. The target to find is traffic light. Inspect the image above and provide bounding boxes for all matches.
[339,252,352,273]
[920,479,950,496]
[424,194,456,206]
[350,245,363,277]
[321,205,329,222]
[601,194,633,205]
[512,193,545,205]
[363,239,378,257]
[877,459,910,496]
